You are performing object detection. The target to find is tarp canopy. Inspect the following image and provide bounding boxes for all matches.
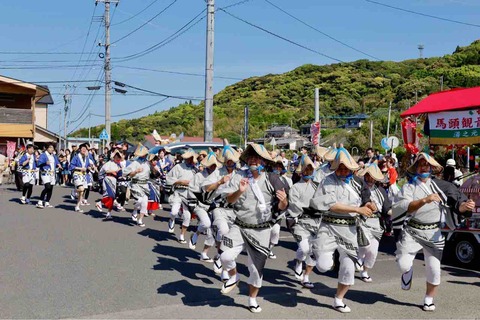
[401,87,480,117]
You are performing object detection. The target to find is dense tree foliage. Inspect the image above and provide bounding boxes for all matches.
[72,40,480,152]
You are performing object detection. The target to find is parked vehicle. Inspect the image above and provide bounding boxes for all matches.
[149,142,238,156]
[442,173,480,270]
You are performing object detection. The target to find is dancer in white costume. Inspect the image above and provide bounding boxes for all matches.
[392,153,474,312]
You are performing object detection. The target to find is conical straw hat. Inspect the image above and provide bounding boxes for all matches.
[239,143,274,164]
[110,149,123,160]
[134,143,149,157]
[324,143,338,162]
[329,147,359,171]
[407,152,443,175]
[201,149,219,168]
[358,162,384,182]
[296,155,315,173]
[181,148,198,160]
[315,145,329,159]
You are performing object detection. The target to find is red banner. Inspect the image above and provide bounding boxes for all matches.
[310,122,320,145]
[6,141,16,159]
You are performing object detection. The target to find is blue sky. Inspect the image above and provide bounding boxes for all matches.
[1,0,479,136]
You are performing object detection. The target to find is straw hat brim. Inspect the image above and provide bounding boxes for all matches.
[134,143,149,157]
[357,163,384,182]
[201,153,218,167]
[324,148,337,162]
[239,144,274,164]
[315,146,329,159]
[407,153,444,175]
[329,148,359,171]
[181,151,197,160]
[218,146,240,163]
[110,149,122,160]
[296,155,314,173]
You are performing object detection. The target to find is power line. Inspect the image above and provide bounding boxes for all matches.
[112,0,161,26]
[0,51,87,55]
[365,0,480,28]
[91,97,170,118]
[116,65,243,80]
[116,80,204,100]
[0,64,103,70]
[218,8,343,63]
[263,0,381,60]
[111,0,178,45]
[113,8,206,62]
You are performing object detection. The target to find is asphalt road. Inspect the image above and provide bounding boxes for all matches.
[1,184,479,319]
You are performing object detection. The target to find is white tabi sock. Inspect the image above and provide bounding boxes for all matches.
[201,252,209,260]
[334,296,344,306]
[424,296,433,305]
[303,274,310,283]
[361,270,369,278]
[249,297,258,307]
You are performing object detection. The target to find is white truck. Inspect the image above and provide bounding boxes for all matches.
[442,173,480,269]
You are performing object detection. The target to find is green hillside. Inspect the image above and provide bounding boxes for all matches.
[72,40,480,151]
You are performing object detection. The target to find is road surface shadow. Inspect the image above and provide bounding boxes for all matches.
[312,287,419,307]
[447,280,480,286]
[153,251,216,284]
[84,208,136,227]
[443,266,480,278]
[138,227,179,243]
[261,285,331,309]
[157,279,244,309]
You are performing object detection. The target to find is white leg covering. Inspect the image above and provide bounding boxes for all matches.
[424,248,441,285]
[195,207,212,233]
[296,238,310,262]
[316,251,335,273]
[221,243,244,272]
[247,252,263,288]
[270,223,281,245]
[338,250,355,286]
[170,201,181,219]
[359,238,380,269]
[136,195,148,214]
[181,203,191,227]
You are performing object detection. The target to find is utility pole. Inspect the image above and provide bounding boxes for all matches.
[440,76,444,91]
[88,111,92,147]
[204,0,215,142]
[97,0,118,146]
[244,105,249,149]
[386,101,392,139]
[63,85,72,151]
[314,88,319,123]
[369,120,373,148]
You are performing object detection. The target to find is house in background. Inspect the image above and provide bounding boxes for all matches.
[0,75,56,154]
[341,113,368,129]
[254,125,308,150]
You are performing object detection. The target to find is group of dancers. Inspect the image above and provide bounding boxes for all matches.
[16,140,475,314]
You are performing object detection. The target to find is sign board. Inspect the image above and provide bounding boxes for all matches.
[99,129,109,140]
[428,108,480,145]
[387,136,400,149]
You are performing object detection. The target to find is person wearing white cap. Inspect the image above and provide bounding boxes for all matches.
[166,148,198,243]
[356,162,392,283]
[287,155,319,289]
[309,147,375,313]
[392,153,474,312]
[123,143,152,227]
[219,143,288,313]
[445,159,463,187]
